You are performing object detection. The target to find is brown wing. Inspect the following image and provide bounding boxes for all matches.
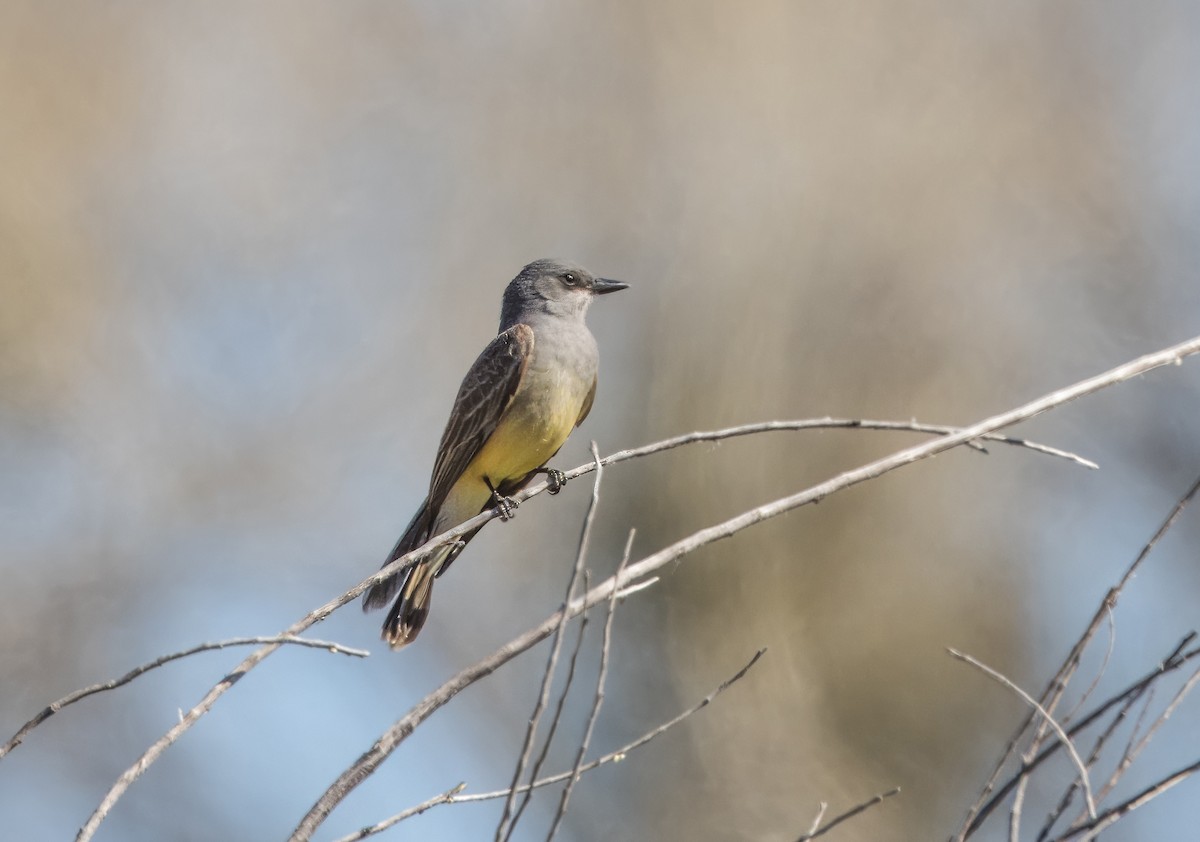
[426,324,534,512]
[575,374,597,427]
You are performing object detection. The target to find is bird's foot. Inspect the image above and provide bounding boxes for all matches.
[486,479,519,521]
[492,494,518,520]
[537,467,567,495]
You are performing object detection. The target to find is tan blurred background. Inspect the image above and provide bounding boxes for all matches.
[3,2,1199,840]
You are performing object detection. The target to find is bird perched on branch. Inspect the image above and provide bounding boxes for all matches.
[363,258,628,648]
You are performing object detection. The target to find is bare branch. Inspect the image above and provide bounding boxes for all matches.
[1050,757,1200,842]
[78,335,1200,842]
[1010,775,1028,842]
[579,418,1098,471]
[614,577,658,599]
[804,802,828,838]
[955,471,1200,839]
[505,570,590,841]
[458,649,766,805]
[1035,666,1151,841]
[966,638,1200,836]
[947,648,1097,820]
[1028,608,1122,837]
[1091,664,1200,810]
[1086,684,1160,820]
[328,782,467,842]
[1063,607,1117,730]
[337,650,767,839]
[546,528,636,841]
[1120,685,1160,775]
[496,446,602,842]
[795,787,902,840]
[0,635,366,760]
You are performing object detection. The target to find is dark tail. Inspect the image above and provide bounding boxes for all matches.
[362,499,436,649]
[380,555,438,649]
[362,499,479,649]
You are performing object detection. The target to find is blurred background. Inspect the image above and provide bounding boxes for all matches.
[2,2,1199,840]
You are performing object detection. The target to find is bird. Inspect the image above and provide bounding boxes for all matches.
[363,258,628,648]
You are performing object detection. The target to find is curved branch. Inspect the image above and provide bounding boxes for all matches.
[796,787,902,840]
[0,635,366,759]
[956,473,1200,839]
[947,649,1097,820]
[964,639,1200,837]
[329,649,766,842]
[329,782,467,842]
[546,528,636,840]
[497,445,603,841]
[1051,756,1200,841]
[588,418,1098,471]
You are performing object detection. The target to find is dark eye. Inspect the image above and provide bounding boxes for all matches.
[562,273,577,286]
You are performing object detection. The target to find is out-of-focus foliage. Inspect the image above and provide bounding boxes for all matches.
[2,2,1198,840]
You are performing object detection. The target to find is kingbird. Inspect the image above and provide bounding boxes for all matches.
[363,258,628,648]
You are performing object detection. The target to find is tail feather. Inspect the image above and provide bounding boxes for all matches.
[362,499,434,613]
[364,498,485,648]
[381,557,439,648]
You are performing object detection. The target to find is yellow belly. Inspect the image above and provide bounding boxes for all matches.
[435,381,581,529]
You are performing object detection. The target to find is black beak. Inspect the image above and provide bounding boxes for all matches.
[593,278,629,295]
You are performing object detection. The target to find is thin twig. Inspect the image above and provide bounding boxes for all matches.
[968,638,1200,837]
[1050,757,1200,842]
[1028,606,1120,838]
[286,338,1200,842]
[1096,685,1159,810]
[581,418,1099,471]
[955,472,1200,839]
[496,446,603,842]
[0,635,367,759]
[338,650,767,838]
[1061,607,1117,729]
[506,570,590,840]
[1015,598,1113,840]
[1120,684,1160,776]
[804,803,828,838]
[547,528,636,841]
[1035,668,1152,842]
[1036,681,1156,842]
[462,650,766,804]
[614,578,658,599]
[948,649,1097,820]
[795,787,902,840]
[329,782,467,842]
[1089,664,1200,812]
[1010,774,1028,842]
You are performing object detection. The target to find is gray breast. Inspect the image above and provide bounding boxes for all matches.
[517,318,597,417]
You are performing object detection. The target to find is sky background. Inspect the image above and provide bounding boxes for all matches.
[2,2,1200,841]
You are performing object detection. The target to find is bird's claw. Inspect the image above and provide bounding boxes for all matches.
[546,468,567,495]
[484,477,518,521]
[491,492,518,521]
[539,467,567,495]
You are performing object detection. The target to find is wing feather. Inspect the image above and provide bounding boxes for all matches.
[426,324,533,511]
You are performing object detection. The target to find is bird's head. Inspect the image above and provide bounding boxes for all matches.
[500,258,628,327]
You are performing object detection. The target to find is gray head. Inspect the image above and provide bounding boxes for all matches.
[499,258,628,329]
